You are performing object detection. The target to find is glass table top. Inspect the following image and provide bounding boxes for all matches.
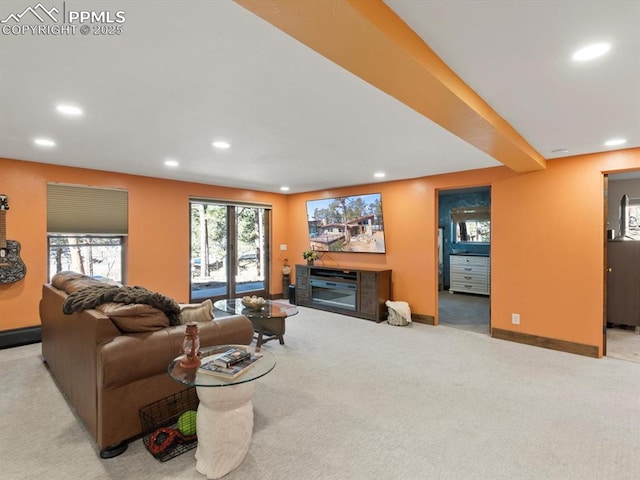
[214,299,298,319]
[168,345,276,388]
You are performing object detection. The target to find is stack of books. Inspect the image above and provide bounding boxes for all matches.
[199,348,262,379]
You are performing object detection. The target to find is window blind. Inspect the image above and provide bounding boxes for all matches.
[47,184,128,234]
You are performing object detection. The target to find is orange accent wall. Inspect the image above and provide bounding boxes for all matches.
[286,167,514,319]
[0,157,288,331]
[287,148,640,358]
[3,148,640,357]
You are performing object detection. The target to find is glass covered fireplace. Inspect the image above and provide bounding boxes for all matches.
[296,265,391,322]
[309,278,357,311]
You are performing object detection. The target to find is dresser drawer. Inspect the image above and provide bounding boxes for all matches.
[450,255,488,267]
[451,272,486,284]
[449,281,489,295]
[451,263,487,276]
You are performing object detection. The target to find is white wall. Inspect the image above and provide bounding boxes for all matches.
[607,177,640,236]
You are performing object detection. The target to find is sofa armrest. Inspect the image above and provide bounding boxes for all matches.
[40,284,122,441]
[98,315,254,389]
[40,284,122,346]
[198,315,255,347]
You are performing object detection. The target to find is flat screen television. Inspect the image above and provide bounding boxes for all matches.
[306,193,386,253]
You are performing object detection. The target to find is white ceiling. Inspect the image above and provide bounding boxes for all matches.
[1,0,638,194]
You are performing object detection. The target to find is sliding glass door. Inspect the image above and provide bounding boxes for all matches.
[190,200,270,302]
[234,206,268,295]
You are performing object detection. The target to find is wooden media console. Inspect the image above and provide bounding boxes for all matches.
[295,265,391,322]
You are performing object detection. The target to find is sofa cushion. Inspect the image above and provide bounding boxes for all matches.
[96,302,170,333]
[178,299,214,324]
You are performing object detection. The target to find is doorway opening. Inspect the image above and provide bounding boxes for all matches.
[437,186,491,335]
[189,200,271,303]
[604,172,640,364]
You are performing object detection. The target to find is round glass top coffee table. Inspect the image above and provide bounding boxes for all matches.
[214,299,298,350]
[169,345,276,387]
[168,345,276,479]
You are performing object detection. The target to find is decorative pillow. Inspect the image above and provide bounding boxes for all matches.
[178,299,214,324]
[96,302,171,333]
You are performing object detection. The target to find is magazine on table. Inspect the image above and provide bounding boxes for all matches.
[212,348,251,368]
[199,352,263,379]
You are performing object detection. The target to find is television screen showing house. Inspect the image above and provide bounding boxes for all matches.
[306,193,386,253]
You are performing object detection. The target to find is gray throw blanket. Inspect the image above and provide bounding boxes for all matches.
[62,284,182,326]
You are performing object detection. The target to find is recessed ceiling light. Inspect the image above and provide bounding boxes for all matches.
[572,42,611,62]
[56,104,83,116]
[374,172,386,178]
[212,141,230,149]
[34,138,56,147]
[280,186,290,192]
[164,159,179,167]
[604,138,627,147]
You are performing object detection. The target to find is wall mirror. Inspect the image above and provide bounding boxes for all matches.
[451,206,490,244]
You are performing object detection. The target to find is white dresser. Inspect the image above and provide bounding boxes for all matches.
[449,255,490,295]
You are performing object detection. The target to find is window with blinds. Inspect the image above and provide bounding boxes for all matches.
[46,184,128,282]
[47,184,128,234]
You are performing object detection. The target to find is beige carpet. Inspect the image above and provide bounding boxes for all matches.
[2,307,640,479]
[439,290,640,364]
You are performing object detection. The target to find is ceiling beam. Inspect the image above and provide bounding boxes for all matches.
[235,0,546,173]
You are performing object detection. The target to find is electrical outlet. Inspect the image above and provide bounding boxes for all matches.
[280,244,287,251]
[512,313,520,325]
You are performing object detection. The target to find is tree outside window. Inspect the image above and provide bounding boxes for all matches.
[48,235,125,282]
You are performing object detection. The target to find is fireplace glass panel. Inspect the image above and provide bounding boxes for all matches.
[310,279,357,311]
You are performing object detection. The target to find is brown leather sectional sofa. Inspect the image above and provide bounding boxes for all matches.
[40,272,253,458]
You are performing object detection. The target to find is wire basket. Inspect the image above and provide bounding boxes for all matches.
[139,387,199,462]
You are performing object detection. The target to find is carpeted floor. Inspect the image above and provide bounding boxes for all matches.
[438,289,490,334]
[2,306,640,479]
[438,290,640,364]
